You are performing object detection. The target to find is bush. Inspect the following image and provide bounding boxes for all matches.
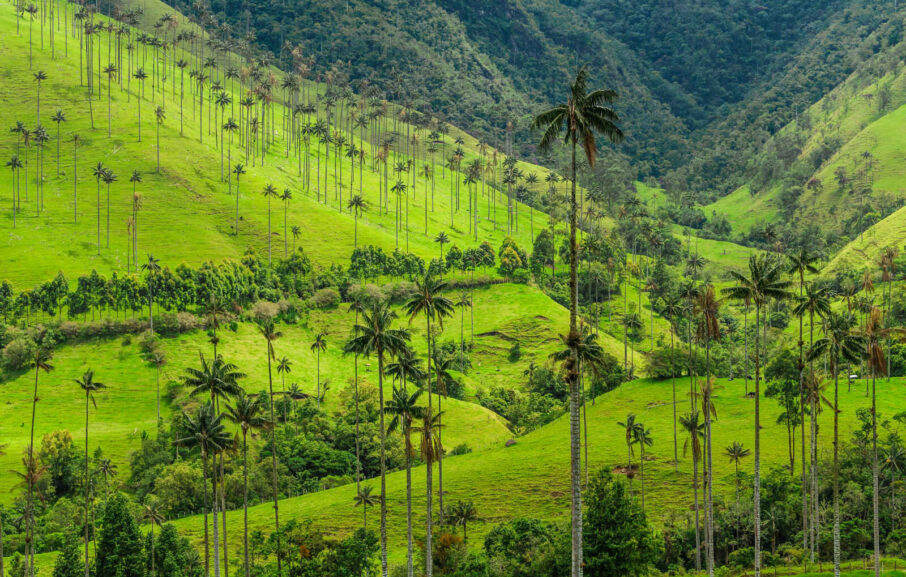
[450,443,472,456]
[309,288,341,309]
[508,342,522,362]
[1,336,36,371]
[252,300,281,321]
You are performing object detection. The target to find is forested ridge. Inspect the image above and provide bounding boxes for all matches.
[170,0,906,198]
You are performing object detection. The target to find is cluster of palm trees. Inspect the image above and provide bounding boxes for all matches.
[6,0,562,266]
[344,272,467,577]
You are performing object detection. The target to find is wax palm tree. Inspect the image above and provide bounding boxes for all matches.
[129,171,143,271]
[140,497,165,577]
[285,383,306,426]
[223,119,239,194]
[203,296,227,358]
[257,319,284,576]
[276,356,292,422]
[455,293,472,369]
[184,354,245,408]
[7,155,22,228]
[100,168,118,248]
[96,458,118,499]
[76,369,105,577]
[232,164,245,235]
[448,500,479,542]
[261,184,278,265]
[617,413,640,494]
[661,294,685,470]
[354,485,378,531]
[725,442,751,504]
[103,65,116,136]
[622,312,644,373]
[179,403,231,577]
[723,254,791,577]
[386,383,425,577]
[224,393,270,577]
[141,255,162,336]
[862,307,897,577]
[51,110,65,176]
[434,231,449,274]
[633,425,653,510]
[414,409,444,577]
[33,71,47,124]
[291,225,301,253]
[92,162,106,254]
[406,273,455,521]
[680,410,705,571]
[149,350,166,426]
[134,68,148,141]
[0,444,5,577]
[155,106,166,173]
[789,249,820,553]
[310,332,327,410]
[808,312,865,577]
[25,346,52,571]
[348,194,367,248]
[695,284,721,576]
[534,66,623,577]
[280,189,292,257]
[344,300,411,577]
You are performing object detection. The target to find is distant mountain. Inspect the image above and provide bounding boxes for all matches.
[170,0,903,196]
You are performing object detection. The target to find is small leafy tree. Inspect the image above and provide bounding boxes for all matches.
[95,494,145,577]
[583,469,662,577]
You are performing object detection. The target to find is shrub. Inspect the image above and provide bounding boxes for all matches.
[508,342,522,362]
[309,288,341,309]
[450,443,472,456]
[252,300,280,321]
[1,336,36,371]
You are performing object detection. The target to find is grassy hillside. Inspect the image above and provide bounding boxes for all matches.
[0,0,562,290]
[159,373,906,566]
[0,283,592,500]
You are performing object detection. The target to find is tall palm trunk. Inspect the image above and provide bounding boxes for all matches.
[425,315,435,577]
[202,450,210,577]
[84,390,91,577]
[693,448,701,571]
[754,303,763,577]
[242,430,251,577]
[265,350,281,577]
[377,351,389,577]
[212,455,221,577]
[567,141,583,577]
[671,330,678,471]
[833,368,841,577]
[872,372,880,577]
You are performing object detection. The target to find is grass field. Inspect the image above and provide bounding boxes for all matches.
[0,0,567,290]
[156,372,906,567]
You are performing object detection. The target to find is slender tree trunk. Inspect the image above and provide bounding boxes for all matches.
[567,141,583,577]
[266,349,282,577]
[672,330,678,470]
[872,372,880,577]
[378,351,389,577]
[242,431,250,577]
[84,391,91,577]
[754,303,763,577]
[202,452,210,577]
[833,368,840,577]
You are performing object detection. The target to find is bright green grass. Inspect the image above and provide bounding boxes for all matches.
[0,283,636,501]
[157,373,906,568]
[705,184,779,236]
[707,61,906,238]
[0,0,557,290]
